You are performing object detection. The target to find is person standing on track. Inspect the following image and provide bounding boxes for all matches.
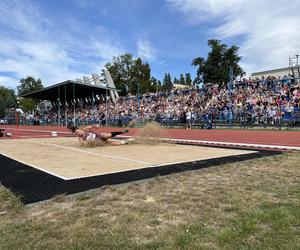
[186,109,192,129]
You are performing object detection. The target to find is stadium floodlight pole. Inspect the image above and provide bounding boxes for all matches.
[229,65,233,128]
[16,96,20,133]
[137,82,140,127]
[106,88,108,126]
[92,91,94,124]
[73,82,76,127]
[58,87,60,126]
[229,65,233,103]
[65,83,67,126]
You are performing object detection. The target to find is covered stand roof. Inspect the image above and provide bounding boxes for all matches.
[21,80,119,102]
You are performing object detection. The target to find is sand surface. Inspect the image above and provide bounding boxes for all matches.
[0,137,255,179]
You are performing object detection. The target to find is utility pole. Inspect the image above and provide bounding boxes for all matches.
[296,54,300,83]
[289,54,300,84]
[229,65,233,102]
[137,82,140,127]
[229,65,233,128]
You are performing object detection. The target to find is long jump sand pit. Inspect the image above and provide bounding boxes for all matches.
[0,137,257,180]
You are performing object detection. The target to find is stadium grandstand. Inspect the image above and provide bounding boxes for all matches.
[8,74,300,130]
[16,70,120,127]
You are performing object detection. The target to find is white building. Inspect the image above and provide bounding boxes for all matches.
[251,62,300,82]
[251,67,291,80]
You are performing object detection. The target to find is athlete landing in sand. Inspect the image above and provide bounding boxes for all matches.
[69,125,129,146]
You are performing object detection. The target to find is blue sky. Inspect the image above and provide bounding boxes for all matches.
[0,0,299,89]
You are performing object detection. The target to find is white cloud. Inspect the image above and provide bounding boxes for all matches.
[0,76,19,89]
[0,0,123,88]
[167,0,243,21]
[137,39,156,61]
[167,0,300,75]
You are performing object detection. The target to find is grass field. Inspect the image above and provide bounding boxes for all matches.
[0,153,300,249]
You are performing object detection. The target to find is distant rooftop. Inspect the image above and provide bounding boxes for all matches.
[251,67,290,76]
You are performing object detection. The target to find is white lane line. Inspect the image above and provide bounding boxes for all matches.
[22,140,153,165]
[157,138,300,151]
[20,135,57,138]
[122,135,300,151]
[1,127,72,134]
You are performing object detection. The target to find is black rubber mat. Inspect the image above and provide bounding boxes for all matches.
[0,149,280,204]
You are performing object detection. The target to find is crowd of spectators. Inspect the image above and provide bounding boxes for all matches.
[20,79,300,128]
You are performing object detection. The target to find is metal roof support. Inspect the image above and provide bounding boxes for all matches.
[73,82,76,127]
[103,70,118,103]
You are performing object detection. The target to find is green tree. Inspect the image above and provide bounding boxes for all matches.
[17,76,43,112]
[192,57,205,84]
[192,39,245,84]
[150,77,162,92]
[173,77,179,85]
[179,74,185,85]
[17,76,43,95]
[185,73,192,85]
[0,86,16,117]
[163,73,173,91]
[105,53,135,95]
[157,80,162,91]
[131,58,152,94]
[150,76,157,86]
[105,53,152,95]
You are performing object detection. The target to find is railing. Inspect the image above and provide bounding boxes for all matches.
[5,108,300,130]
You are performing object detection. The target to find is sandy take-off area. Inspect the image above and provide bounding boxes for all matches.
[0,137,256,179]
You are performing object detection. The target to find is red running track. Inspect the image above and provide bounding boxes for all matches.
[1,125,300,149]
